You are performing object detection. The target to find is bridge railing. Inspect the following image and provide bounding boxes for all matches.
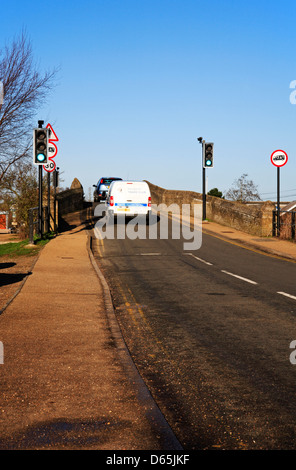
[28,205,53,244]
[272,210,296,240]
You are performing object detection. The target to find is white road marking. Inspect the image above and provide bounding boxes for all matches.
[277,291,296,301]
[221,270,258,285]
[185,253,213,266]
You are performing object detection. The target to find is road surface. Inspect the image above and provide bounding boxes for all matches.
[91,210,296,449]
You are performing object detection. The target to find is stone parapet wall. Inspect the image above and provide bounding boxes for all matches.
[145,181,274,237]
[207,196,274,237]
[56,187,84,216]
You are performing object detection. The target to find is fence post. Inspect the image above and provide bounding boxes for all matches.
[272,210,276,237]
[29,208,34,244]
[44,206,49,233]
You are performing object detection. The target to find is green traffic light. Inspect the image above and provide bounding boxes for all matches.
[36,153,46,162]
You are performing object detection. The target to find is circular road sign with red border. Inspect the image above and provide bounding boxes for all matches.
[270,149,288,167]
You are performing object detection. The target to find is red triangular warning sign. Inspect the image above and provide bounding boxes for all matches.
[46,123,59,142]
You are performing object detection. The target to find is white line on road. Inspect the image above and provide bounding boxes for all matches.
[221,270,258,285]
[277,291,296,301]
[184,253,213,266]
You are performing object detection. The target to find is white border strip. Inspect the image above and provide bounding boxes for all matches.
[277,291,296,301]
[221,270,258,285]
[185,253,213,266]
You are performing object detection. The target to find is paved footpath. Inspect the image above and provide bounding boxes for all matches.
[202,220,296,262]
[0,224,181,450]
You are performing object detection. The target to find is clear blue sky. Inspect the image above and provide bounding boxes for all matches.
[1,0,296,201]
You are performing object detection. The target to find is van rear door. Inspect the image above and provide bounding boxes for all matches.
[113,182,151,215]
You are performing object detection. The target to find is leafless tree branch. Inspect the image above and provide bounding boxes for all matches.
[0,31,58,182]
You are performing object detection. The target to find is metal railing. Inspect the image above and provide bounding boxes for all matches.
[28,205,54,244]
[272,210,296,239]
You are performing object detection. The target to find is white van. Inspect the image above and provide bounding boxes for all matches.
[106,181,151,217]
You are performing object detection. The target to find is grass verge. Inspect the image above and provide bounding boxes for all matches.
[0,233,55,258]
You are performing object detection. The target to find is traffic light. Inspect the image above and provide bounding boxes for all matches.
[203,142,214,168]
[33,128,49,165]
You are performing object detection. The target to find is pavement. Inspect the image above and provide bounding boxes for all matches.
[202,220,296,262]
[0,233,21,244]
[0,213,295,450]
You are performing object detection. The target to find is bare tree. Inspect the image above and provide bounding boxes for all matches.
[225,173,261,203]
[0,32,57,182]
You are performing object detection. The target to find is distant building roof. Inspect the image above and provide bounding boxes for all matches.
[281,200,296,212]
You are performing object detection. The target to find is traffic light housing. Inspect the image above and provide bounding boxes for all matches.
[203,142,214,168]
[33,128,49,165]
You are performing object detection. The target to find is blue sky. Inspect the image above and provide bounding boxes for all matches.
[1,0,296,201]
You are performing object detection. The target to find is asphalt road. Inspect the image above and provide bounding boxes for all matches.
[91,210,296,450]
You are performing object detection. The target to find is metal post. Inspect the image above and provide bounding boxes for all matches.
[38,165,43,237]
[272,210,276,237]
[292,211,295,240]
[53,168,59,232]
[29,209,34,244]
[277,166,280,236]
[197,137,207,221]
[202,166,206,220]
[47,171,51,232]
[54,170,57,232]
[44,206,48,232]
[37,120,44,238]
[202,139,206,221]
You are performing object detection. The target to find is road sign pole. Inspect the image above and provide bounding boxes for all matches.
[38,120,44,237]
[54,171,56,232]
[270,149,288,237]
[277,166,280,236]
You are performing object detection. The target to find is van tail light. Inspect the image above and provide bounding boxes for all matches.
[148,196,151,207]
[110,196,114,207]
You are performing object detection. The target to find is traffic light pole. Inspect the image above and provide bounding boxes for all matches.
[198,137,213,221]
[47,171,51,232]
[38,165,43,237]
[201,139,207,221]
[202,164,206,221]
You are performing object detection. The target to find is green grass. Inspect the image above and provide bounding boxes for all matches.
[0,232,55,257]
